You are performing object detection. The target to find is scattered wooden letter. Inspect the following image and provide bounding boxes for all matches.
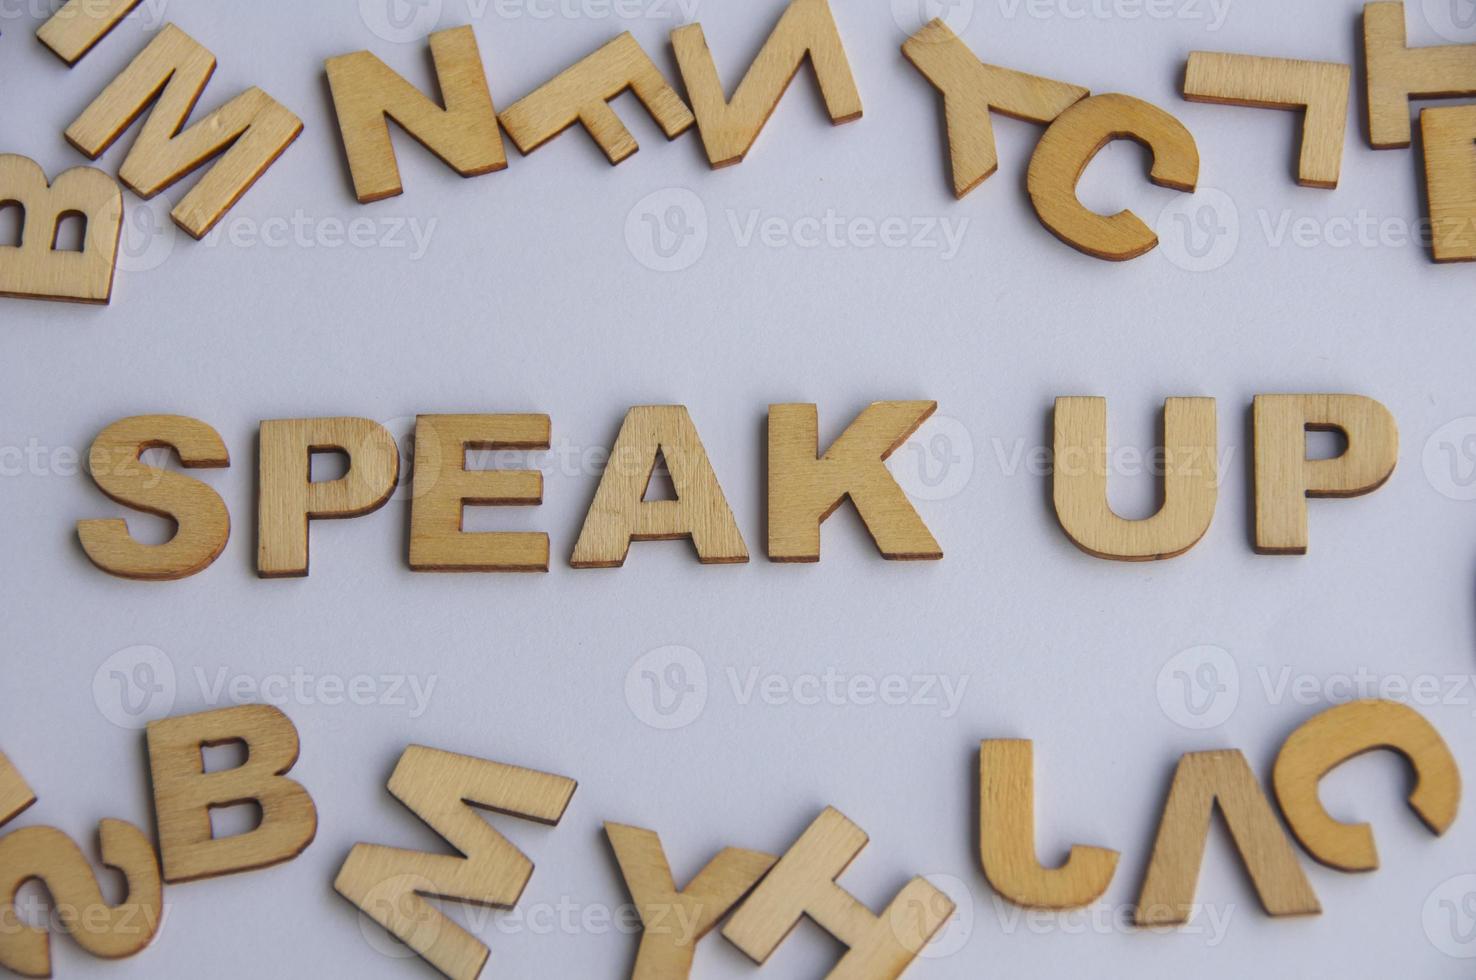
[571,406,748,568]
[1027,93,1199,261]
[257,417,399,577]
[36,0,143,65]
[1052,397,1218,561]
[77,415,231,581]
[902,19,1088,198]
[409,413,549,572]
[65,23,303,239]
[0,753,35,828]
[605,823,776,979]
[1137,750,1320,926]
[722,807,954,977]
[326,26,506,204]
[768,401,942,562]
[1363,1,1476,149]
[978,740,1119,910]
[1420,105,1476,262]
[672,0,861,169]
[500,32,693,165]
[0,821,163,977]
[1183,51,1350,188]
[1252,394,1398,555]
[334,746,577,980]
[0,154,122,305]
[145,704,317,883]
[1274,699,1460,872]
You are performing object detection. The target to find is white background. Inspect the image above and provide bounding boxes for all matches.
[4,0,1476,976]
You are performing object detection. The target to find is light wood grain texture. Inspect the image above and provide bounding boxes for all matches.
[671,0,861,169]
[500,32,693,165]
[1363,1,1476,149]
[0,753,35,828]
[1026,93,1199,261]
[409,414,549,572]
[1136,750,1320,926]
[257,417,399,577]
[334,745,577,980]
[722,807,954,978]
[36,0,141,65]
[77,415,231,581]
[145,704,317,883]
[1274,699,1460,872]
[1183,51,1350,188]
[0,154,122,304]
[902,19,1087,198]
[65,23,302,239]
[1420,105,1476,262]
[571,406,748,568]
[326,26,505,204]
[605,822,776,979]
[0,821,162,977]
[1252,394,1398,555]
[768,401,942,562]
[978,740,1118,910]
[1052,397,1218,561]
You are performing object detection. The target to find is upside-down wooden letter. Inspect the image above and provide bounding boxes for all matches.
[335,746,577,980]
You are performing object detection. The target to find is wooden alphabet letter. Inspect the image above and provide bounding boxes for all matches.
[37,0,143,65]
[1136,750,1320,926]
[672,0,862,169]
[145,704,317,882]
[334,746,577,980]
[0,154,122,304]
[65,24,303,238]
[1273,699,1460,872]
[1183,52,1350,188]
[1252,394,1397,555]
[722,807,954,978]
[326,26,506,204]
[902,19,1088,198]
[571,406,747,568]
[257,417,399,577]
[1420,105,1476,262]
[0,753,34,828]
[77,415,231,581]
[1363,1,1476,149]
[0,822,163,977]
[499,33,693,164]
[1026,93,1199,261]
[1052,397,1218,561]
[605,823,776,979]
[409,414,549,572]
[978,740,1119,910]
[768,402,942,562]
